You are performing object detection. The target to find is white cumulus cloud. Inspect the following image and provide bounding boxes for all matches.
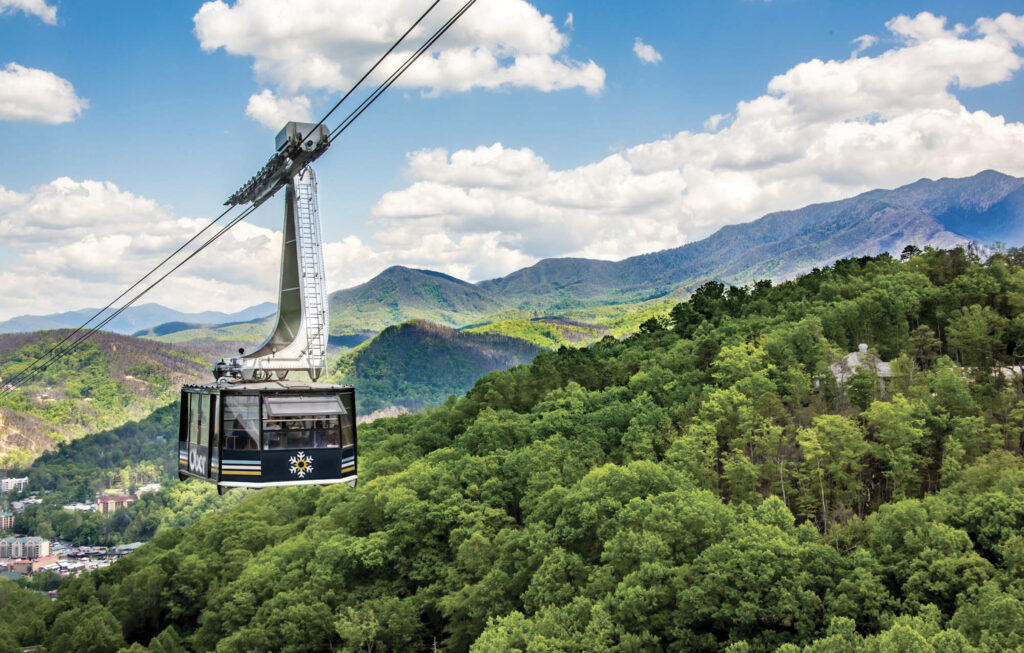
[245,89,312,129]
[0,0,56,24]
[0,178,288,319]
[0,176,448,320]
[704,112,731,131]
[194,0,604,124]
[851,34,877,57]
[0,63,87,123]
[633,37,662,64]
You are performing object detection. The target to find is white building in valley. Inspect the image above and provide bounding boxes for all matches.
[0,536,50,559]
[0,477,27,493]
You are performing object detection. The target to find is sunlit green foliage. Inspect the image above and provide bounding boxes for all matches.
[18,247,1024,651]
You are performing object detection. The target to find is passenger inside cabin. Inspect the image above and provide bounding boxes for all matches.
[263,420,282,449]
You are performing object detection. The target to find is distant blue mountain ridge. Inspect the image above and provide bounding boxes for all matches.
[0,302,277,336]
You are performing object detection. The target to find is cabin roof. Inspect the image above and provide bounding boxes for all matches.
[183,380,353,392]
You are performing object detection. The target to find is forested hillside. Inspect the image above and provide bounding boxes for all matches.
[330,320,540,414]
[0,331,208,466]
[463,298,678,350]
[329,266,510,335]
[10,247,1024,652]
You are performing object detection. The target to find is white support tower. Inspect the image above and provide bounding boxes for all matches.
[214,122,332,382]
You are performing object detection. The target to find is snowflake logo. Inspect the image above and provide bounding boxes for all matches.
[289,451,314,478]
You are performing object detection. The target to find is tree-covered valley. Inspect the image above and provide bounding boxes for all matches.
[1,246,1023,651]
[6,403,240,546]
[0,331,209,468]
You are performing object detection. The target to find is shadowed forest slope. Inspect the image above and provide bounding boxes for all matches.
[330,319,540,414]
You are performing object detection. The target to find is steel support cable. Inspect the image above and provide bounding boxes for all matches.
[0,204,260,399]
[0,0,476,398]
[329,0,478,145]
[0,204,240,396]
[298,0,441,149]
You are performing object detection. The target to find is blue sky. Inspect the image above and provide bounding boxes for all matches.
[0,0,1023,319]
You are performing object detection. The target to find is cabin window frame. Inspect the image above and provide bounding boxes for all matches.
[198,394,211,448]
[222,394,261,451]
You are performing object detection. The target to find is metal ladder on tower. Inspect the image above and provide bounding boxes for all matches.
[294,167,328,379]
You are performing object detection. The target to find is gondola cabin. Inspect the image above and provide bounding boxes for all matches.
[178,381,357,489]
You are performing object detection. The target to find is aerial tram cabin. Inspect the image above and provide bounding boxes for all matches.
[178,381,357,489]
[178,121,360,491]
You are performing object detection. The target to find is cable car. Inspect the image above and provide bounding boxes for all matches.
[178,381,357,489]
[179,121,360,491]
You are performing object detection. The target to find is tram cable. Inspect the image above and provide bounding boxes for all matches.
[0,204,242,398]
[300,0,441,151]
[0,203,256,400]
[329,0,478,145]
[0,0,476,399]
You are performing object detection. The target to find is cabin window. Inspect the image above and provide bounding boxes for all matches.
[263,395,345,416]
[223,395,259,451]
[261,395,346,450]
[198,395,211,448]
[261,416,343,449]
[188,393,201,445]
[340,392,355,447]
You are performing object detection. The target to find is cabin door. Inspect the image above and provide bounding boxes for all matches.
[187,393,211,478]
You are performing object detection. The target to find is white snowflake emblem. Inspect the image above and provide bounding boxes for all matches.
[289,451,314,478]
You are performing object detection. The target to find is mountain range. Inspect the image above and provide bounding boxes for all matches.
[3,170,1023,466]
[477,169,1021,307]
[326,169,1023,325]
[4,170,1022,340]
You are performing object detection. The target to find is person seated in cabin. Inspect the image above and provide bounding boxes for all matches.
[263,420,282,449]
[283,420,309,448]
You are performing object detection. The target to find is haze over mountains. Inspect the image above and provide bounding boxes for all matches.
[4,170,1021,338]
[478,169,1020,307]
[0,302,276,336]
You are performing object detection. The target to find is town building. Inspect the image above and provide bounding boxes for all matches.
[111,542,145,556]
[62,502,96,512]
[136,483,162,495]
[96,494,138,514]
[829,343,892,383]
[0,512,12,530]
[0,536,50,559]
[0,477,27,493]
[11,498,42,513]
